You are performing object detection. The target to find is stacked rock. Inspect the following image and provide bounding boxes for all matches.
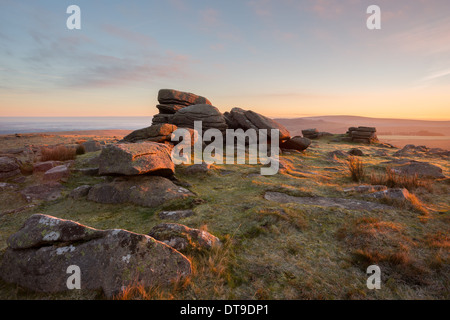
[130,88,308,152]
[346,126,378,144]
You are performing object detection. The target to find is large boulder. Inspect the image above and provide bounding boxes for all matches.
[98,142,174,176]
[390,160,445,179]
[0,156,21,180]
[148,223,221,252]
[87,176,194,207]
[158,89,212,106]
[0,214,192,298]
[123,124,178,143]
[171,104,228,132]
[228,108,290,141]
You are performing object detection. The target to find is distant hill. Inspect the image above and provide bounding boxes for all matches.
[274,115,450,137]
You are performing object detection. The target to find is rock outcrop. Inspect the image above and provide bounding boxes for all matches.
[346,126,378,144]
[0,214,192,298]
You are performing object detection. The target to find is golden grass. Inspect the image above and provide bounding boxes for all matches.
[1,135,449,300]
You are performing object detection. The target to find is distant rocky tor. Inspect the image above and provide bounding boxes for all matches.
[346,126,379,144]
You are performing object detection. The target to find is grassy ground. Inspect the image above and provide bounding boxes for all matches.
[0,135,448,299]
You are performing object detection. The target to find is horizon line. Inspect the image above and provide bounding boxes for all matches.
[1,115,450,122]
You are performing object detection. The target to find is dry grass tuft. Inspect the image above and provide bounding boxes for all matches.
[41,145,76,161]
[75,144,86,155]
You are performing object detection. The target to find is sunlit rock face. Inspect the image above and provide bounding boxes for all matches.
[98,141,175,176]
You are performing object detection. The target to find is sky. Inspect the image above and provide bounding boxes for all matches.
[0,0,449,120]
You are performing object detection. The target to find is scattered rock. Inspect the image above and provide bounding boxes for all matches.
[374,149,389,157]
[148,223,221,252]
[69,185,92,199]
[88,176,194,207]
[158,210,195,220]
[0,156,21,180]
[365,188,411,201]
[348,148,364,156]
[183,163,211,175]
[0,214,192,298]
[98,142,174,176]
[71,167,99,176]
[393,144,450,158]
[302,128,332,139]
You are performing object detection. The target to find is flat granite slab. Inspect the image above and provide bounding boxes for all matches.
[264,192,392,211]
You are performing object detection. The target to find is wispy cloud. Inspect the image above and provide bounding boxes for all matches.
[421,69,450,82]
